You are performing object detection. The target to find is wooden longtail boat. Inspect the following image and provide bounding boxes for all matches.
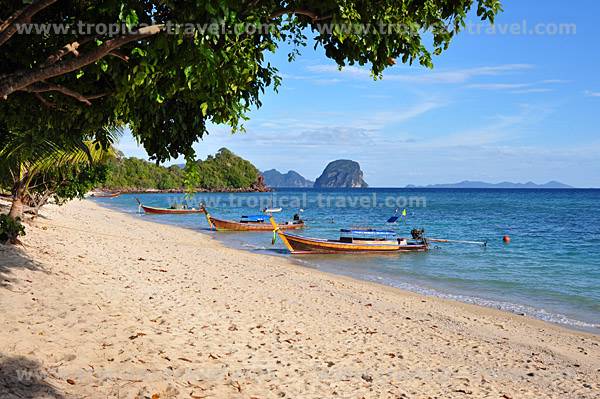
[136,199,205,215]
[270,216,428,254]
[91,191,121,198]
[140,204,205,215]
[203,207,304,231]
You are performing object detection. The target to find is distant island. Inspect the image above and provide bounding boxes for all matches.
[406,180,573,189]
[262,169,314,188]
[314,160,368,188]
[262,160,368,188]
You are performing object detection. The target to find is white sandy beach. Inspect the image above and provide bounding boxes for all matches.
[1,199,599,398]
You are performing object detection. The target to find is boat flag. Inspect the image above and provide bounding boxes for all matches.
[387,208,399,223]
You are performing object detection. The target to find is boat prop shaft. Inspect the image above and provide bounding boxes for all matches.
[428,238,487,246]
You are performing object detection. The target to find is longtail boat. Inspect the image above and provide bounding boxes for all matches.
[270,216,428,254]
[136,198,205,215]
[91,191,121,198]
[202,207,304,231]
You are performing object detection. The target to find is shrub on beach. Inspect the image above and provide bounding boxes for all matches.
[0,214,25,244]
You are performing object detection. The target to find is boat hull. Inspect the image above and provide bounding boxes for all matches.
[209,216,304,231]
[92,192,120,198]
[280,233,428,254]
[141,205,205,215]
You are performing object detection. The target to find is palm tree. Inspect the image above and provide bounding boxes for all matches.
[0,127,120,221]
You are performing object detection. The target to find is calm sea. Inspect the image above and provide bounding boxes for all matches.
[94,188,600,333]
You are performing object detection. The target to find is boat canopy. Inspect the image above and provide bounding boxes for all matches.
[241,215,266,222]
[340,229,397,239]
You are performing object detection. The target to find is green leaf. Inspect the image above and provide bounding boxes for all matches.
[200,102,208,116]
[125,10,139,30]
[131,47,146,57]
[184,65,193,80]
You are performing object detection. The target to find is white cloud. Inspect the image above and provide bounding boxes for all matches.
[307,64,370,77]
[355,101,442,129]
[408,103,552,150]
[306,64,565,95]
[306,63,535,84]
[585,90,600,97]
[510,88,553,94]
[244,99,444,133]
[467,83,532,90]
[467,79,565,93]
[390,64,534,84]
[541,79,570,84]
[280,72,342,85]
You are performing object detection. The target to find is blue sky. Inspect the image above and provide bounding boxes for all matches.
[118,1,600,187]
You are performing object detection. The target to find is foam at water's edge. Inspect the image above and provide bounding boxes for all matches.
[252,251,600,332]
[370,275,600,331]
[278,254,600,332]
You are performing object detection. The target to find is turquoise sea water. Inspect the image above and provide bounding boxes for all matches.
[94,188,600,333]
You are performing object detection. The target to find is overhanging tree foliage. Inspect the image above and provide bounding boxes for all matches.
[26,161,108,216]
[0,127,117,220]
[0,0,502,163]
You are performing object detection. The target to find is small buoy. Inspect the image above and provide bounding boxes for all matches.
[503,235,511,244]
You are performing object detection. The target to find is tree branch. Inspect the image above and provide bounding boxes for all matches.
[43,36,98,67]
[34,92,57,109]
[0,7,25,33]
[109,50,129,62]
[29,82,110,105]
[0,0,59,47]
[45,41,81,65]
[269,8,331,22]
[84,92,111,100]
[0,24,163,100]
[25,82,95,105]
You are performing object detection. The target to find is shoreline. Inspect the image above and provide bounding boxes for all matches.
[218,238,600,334]
[1,199,599,397]
[93,186,272,194]
[103,195,600,334]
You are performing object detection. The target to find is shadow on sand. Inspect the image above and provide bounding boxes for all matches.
[0,355,65,398]
[0,244,46,289]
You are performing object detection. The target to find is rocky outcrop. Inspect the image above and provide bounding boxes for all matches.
[250,175,270,192]
[262,169,314,188]
[314,160,368,188]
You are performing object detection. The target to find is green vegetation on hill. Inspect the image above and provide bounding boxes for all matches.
[195,148,259,190]
[104,158,185,191]
[104,148,261,191]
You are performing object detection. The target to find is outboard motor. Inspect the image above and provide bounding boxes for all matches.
[411,228,425,240]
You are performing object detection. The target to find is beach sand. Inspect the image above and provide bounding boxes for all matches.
[1,200,599,398]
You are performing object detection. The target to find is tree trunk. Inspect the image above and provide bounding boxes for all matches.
[31,189,53,217]
[8,185,25,220]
